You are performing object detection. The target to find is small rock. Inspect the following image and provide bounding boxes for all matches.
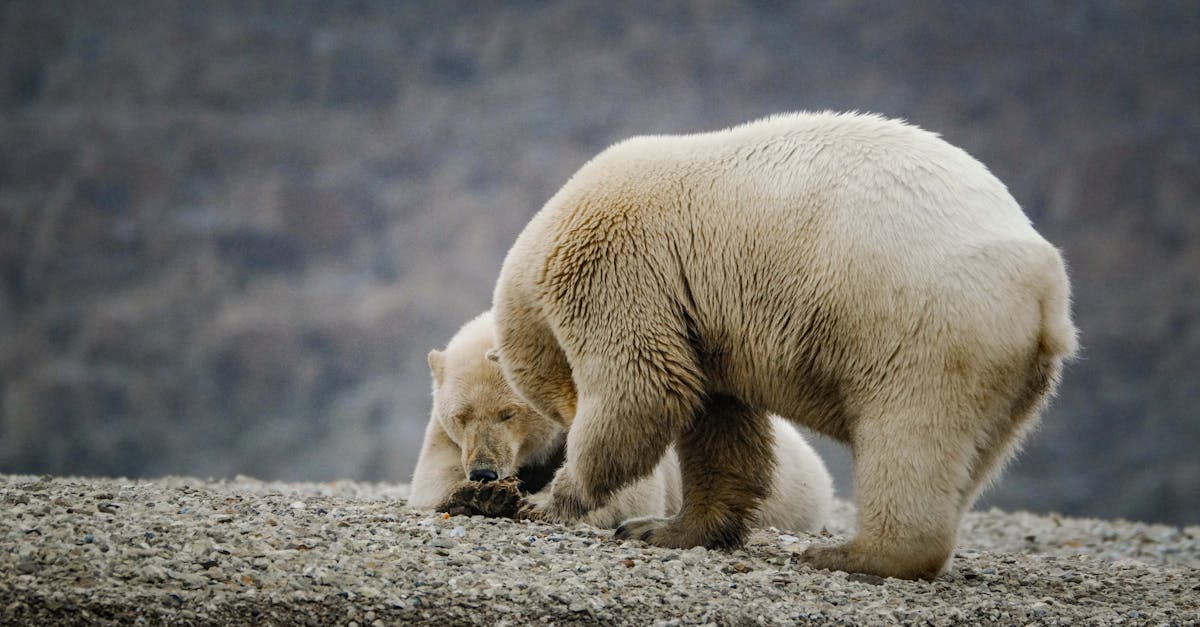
[140,565,168,583]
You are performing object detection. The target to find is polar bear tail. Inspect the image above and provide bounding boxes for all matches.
[1015,248,1079,422]
[1037,250,1079,366]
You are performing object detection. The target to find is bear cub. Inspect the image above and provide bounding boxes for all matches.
[409,311,834,534]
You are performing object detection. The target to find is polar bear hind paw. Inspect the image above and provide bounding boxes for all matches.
[800,540,946,581]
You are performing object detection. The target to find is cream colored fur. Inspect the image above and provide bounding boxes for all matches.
[491,112,1078,580]
[409,311,833,533]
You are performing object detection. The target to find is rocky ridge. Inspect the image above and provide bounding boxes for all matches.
[2,2,1198,526]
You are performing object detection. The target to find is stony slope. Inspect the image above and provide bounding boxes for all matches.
[2,475,1196,625]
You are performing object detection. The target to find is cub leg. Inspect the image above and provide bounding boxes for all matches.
[407,420,466,510]
[616,396,774,549]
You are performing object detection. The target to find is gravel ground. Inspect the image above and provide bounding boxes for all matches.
[1,474,1196,625]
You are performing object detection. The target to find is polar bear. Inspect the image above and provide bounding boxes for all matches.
[408,311,833,534]
[491,112,1077,580]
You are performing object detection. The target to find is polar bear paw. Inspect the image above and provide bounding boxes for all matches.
[800,540,945,581]
[614,516,741,549]
[515,483,591,524]
[613,516,674,544]
[438,478,523,518]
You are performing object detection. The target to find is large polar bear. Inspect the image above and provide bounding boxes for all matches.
[408,311,833,535]
[492,112,1077,580]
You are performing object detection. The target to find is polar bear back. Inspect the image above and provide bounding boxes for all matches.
[569,113,1036,258]
[498,111,1075,433]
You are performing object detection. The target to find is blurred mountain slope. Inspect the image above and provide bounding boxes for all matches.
[1,1,1197,524]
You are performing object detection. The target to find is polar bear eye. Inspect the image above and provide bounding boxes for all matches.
[498,411,515,423]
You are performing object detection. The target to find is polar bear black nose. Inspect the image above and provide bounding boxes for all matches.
[469,469,498,482]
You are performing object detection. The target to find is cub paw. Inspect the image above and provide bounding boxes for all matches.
[439,477,523,518]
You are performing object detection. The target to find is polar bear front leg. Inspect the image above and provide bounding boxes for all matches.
[615,396,774,549]
[517,366,701,524]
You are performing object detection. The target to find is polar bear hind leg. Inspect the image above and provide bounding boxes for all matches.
[803,394,977,580]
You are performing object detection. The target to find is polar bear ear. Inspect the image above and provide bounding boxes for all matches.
[485,349,500,364]
[428,350,446,386]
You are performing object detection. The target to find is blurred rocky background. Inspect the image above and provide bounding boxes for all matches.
[0,2,1196,525]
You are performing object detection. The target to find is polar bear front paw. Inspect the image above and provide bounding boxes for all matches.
[514,493,576,524]
[615,514,749,549]
[515,480,592,524]
[613,516,673,543]
[614,516,727,549]
[514,490,551,522]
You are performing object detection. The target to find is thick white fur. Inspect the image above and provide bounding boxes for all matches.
[409,311,833,533]
[491,112,1077,579]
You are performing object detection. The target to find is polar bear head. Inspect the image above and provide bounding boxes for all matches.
[427,311,565,485]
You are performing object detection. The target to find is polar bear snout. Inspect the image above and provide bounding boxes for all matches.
[469,468,499,482]
[459,429,519,483]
